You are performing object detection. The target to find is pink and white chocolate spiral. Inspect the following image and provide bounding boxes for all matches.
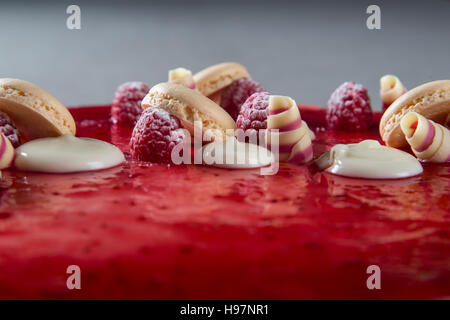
[400,112,450,163]
[380,75,406,110]
[0,133,15,169]
[168,68,196,90]
[266,95,313,163]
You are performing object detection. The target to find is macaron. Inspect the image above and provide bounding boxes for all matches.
[142,82,236,140]
[193,62,250,102]
[380,80,450,148]
[0,78,76,141]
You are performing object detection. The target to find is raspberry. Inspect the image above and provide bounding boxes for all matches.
[221,78,264,120]
[0,112,21,147]
[326,81,373,131]
[130,108,186,163]
[111,81,149,126]
[236,92,270,131]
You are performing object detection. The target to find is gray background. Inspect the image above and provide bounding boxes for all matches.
[0,0,449,110]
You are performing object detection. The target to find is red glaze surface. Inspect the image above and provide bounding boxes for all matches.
[0,105,448,299]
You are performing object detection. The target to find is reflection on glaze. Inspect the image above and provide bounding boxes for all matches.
[325,140,423,179]
[14,134,124,173]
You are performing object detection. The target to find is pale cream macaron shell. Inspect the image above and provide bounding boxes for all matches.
[193,62,250,97]
[142,82,236,140]
[0,78,76,141]
[380,80,450,148]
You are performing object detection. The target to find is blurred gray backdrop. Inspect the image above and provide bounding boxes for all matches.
[0,0,449,110]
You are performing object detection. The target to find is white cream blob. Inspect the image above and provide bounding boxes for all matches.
[14,134,125,173]
[325,140,423,179]
[202,137,273,169]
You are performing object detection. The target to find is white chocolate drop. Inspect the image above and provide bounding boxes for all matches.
[14,134,125,173]
[325,140,423,179]
[202,137,273,169]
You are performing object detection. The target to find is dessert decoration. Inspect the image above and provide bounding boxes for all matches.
[194,62,249,96]
[142,82,236,141]
[130,108,186,163]
[14,134,124,173]
[0,78,76,141]
[380,80,450,148]
[168,68,196,89]
[0,111,21,147]
[236,91,270,131]
[304,121,316,141]
[400,112,450,163]
[326,81,373,131]
[380,75,406,110]
[202,136,273,169]
[193,62,250,105]
[320,140,423,179]
[236,92,316,141]
[220,77,264,121]
[266,95,313,163]
[111,81,149,126]
[193,63,263,120]
[0,132,15,169]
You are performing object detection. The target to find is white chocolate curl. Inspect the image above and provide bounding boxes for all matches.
[400,112,450,163]
[0,133,15,169]
[168,68,196,90]
[380,75,406,110]
[265,95,313,163]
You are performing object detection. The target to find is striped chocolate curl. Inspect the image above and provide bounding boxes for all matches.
[400,112,450,163]
[380,75,406,110]
[0,133,15,169]
[266,96,313,163]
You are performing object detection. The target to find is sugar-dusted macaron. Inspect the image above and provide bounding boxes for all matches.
[194,62,249,97]
[193,63,265,120]
[193,62,250,105]
[142,82,236,141]
[0,78,76,141]
[380,80,450,148]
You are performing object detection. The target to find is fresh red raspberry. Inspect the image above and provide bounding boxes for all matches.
[0,111,21,148]
[130,108,186,163]
[111,81,149,126]
[326,81,373,131]
[221,78,264,120]
[236,92,270,131]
